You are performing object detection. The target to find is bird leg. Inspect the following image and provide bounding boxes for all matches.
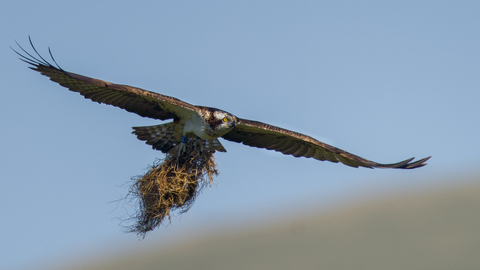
[177,135,188,157]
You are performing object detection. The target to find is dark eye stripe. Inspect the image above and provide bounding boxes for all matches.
[210,119,223,129]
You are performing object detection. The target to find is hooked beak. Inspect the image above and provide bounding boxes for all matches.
[230,121,236,128]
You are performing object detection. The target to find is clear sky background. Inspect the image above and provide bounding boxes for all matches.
[1,1,479,269]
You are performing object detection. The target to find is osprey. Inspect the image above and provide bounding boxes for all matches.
[13,39,430,169]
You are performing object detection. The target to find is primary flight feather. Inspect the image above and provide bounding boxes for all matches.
[12,38,430,169]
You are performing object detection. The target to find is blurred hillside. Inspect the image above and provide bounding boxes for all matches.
[48,182,480,270]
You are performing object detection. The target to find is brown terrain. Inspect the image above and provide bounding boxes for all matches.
[48,181,480,270]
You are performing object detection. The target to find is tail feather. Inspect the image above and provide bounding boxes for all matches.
[132,123,177,153]
[132,123,226,153]
[200,139,227,152]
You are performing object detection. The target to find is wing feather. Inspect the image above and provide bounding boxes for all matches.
[222,118,430,169]
[283,142,301,155]
[275,139,297,152]
[304,147,316,158]
[313,149,327,161]
[323,150,339,163]
[291,143,309,157]
[12,38,199,121]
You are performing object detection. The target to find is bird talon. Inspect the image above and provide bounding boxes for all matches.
[177,136,188,157]
[193,139,203,153]
[176,142,186,158]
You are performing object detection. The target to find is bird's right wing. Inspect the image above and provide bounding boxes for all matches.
[12,38,199,121]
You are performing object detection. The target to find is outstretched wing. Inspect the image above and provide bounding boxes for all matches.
[222,118,430,169]
[12,38,199,121]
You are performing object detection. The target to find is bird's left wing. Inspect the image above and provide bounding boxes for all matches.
[12,38,199,121]
[222,118,430,169]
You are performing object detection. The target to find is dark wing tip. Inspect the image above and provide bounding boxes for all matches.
[374,156,431,169]
[11,36,63,71]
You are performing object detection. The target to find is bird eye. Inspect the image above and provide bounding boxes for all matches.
[223,117,228,122]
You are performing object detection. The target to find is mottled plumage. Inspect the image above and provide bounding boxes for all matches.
[12,38,430,169]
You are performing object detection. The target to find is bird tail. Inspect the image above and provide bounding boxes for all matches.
[132,123,226,153]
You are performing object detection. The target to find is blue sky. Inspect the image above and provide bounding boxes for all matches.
[1,1,479,269]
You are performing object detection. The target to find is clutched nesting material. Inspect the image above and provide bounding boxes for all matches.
[126,139,218,238]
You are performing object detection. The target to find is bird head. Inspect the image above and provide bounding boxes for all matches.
[203,109,237,137]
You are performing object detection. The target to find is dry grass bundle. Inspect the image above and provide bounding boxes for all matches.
[126,139,218,237]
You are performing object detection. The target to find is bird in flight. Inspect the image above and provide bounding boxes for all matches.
[12,38,430,169]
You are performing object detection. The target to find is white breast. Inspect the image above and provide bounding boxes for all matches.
[182,113,215,139]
